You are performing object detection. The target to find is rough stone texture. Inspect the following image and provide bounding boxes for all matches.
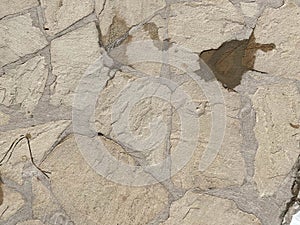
[97,0,165,45]
[41,136,168,225]
[254,1,300,80]
[168,0,246,53]
[0,56,48,116]
[41,0,94,35]
[0,0,39,19]
[0,0,299,224]
[0,14,48,67]
[50,22,101,106]
[161,191,261,225]
[253,81,300,196]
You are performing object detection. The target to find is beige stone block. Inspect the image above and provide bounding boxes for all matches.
[0,0,39,18]
[41,136,168,225]
[0,56,48,115]
[161,191,261,225]
[168,0,245,52]
[0,14,48,66]
[41,0,94,35]
[50,22,101,106]
[254,1,300,80]
[253,82,300,196]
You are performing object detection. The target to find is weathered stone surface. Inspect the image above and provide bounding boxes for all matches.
[0,14,48,66]
[41,0,94,35]
[0,56,48,115]
[0,0,39,19]
[254,1,300,80]
[50,22,101,106]
[172,89,246,190]
[16,220,44,225]
[161,191,261,225]
[253,81,300,196]
[41,136,168,225]
[0,120,70,184]
[168,0,245,53]
[0,111,10,126]
[0,186,24,222]
[97,0,165,45]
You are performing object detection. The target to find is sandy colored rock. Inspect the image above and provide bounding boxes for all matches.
[0,111,10,126]
[16,220,45,225]
[97,0,165,45]
[254,1,300,80]
[0,14,48,66]
[253,81,300,196]
[161,191,261,225]
[50,22,101,106]
[0,120,70,184]
[41,136,168,225]
[168,0,245,53]
[41,0,94,35]
[172,89,246,190]
[0,186,24,222]
[0,0,39,19]
[0,56,48,115]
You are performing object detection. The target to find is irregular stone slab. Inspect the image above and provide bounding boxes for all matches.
[0,120,70,184]
[41,0,94,35]
[41,136,168,225]
[97,0,165,45]
[172,90,246,190]
[161,191,261,225]
[254,1,300,80]
[0,0,39,19]
[253,81,300,196]
[0,186,24,222]
[50,23,100,106]
[0,14,48,66]
[168,0,245,53]
[0,56,48,116]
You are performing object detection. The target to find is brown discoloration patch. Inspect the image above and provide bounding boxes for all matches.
[143,22,160,41]
[290,123,300,129]
[200,32,275,89]
[103,15,130,46]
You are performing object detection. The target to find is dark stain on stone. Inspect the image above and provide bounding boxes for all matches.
[143,22,160,41]
[103,15,130,46]
[199,32,276,89]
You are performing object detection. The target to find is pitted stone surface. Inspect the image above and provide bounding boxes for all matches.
[0,0,39,19]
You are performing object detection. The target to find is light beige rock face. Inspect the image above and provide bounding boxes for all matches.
[0,111,10,126]
[41,136,168,225]
[97,0,165,45]
[254,1,300,80]
[253,81,300,196]
[16,220,45,225]
[168,0,245,53]
[0,56,48,115]
[41,0,94,35]
[0,186,24,222]
[50,22,101,106]
[172,89,246,190]
[161,191,262,225]
[0,14,48,66]
[0,0,39,19]
[0,120,70,184]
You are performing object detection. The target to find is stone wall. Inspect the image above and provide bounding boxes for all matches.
[0,0,299,224]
